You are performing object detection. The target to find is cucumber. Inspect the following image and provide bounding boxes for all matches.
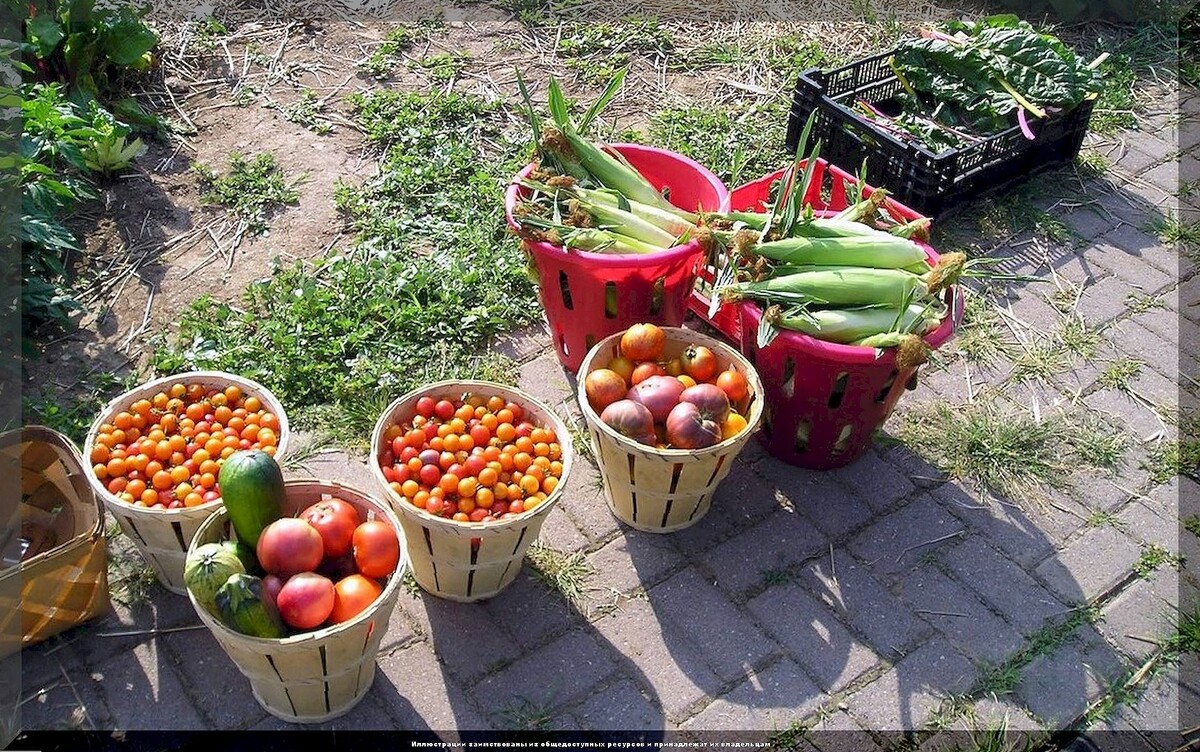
[184,542,246,616]
[217,449,286,549]
[221,539,260,575]
[215,574,287,639]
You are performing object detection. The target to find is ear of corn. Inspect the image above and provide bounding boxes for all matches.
[748,235,928,269]
[732,267,926,307]
[765,303,940,344]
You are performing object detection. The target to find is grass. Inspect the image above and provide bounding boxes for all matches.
[1149,212,1200,256]
[943,175,1073,246]
[1058,318,1104,360]
[1184,515,1200,538]
[22,372,132,446]
[647,101,790,187]
[412,52,471,83]
[1009,340,1066,383]
[193,151,303,235]
[1084,23,1179,134]
[153,91,536,439]
[760,566,798,587]
[280,89,333,134]
[525,540,594,607]
[495,695,555,730]
[1161,601,1200,657]
[359,26,415,79]
[1097,358,1144,392]
[1124,293,1167,315]
[106,529,160,608]
[900,399,1125,503]
[954,288,1009,364]
[1085,508,1124,530]
[554,16,673,84]
[1142,439,1200,484]
[1132,543,1181,579]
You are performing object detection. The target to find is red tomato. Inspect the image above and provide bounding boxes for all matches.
[276,572,335,630]
[328,574,383,624]
[715,369,750,404]
[299,498,361,559]
[630,362,667,385]
[257,518,325,578]
[434,400,456,420]
[620,323,666,362]
[262,574,285,607]
[416,396,436,417]
[681,345,718,382]
[607,356,635,383]
[353,520,400,578]
[584,369,627,413]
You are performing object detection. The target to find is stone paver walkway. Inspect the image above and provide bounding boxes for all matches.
[10,90,1198,752]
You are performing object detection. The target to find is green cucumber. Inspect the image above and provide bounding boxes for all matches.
[215,574,287,638]
[184,542,246,616]
[221,539,259,575]
[217,449,286,549]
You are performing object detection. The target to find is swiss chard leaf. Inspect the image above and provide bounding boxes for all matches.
[101,13,157,66]
[27,16,65,58]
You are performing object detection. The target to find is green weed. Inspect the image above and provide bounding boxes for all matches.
[1143,439,1200,484]
[648,101,789,186]
[1010,341,1066,383]
[193,151,302,234]
[280,89,333,134]
[555,16,672,84]
[1058,318,1103,360]
[1149,212,1200,253]
[670,41,742,71]
[1184,515,1200,538]
[1086,24,1178,134]
[1085,508,1124,529]
[900,399,1125,503]
[526,541,594,607]
[1161,601,1200,657]
[412,51,471,83]
[495,695,556,730]
[22,371,133,445]
[954,289,1009,363]
[1133,543,1182,579]
[1124,293,1167,314]
[1097,358,1144,392]
[360,27,414,78]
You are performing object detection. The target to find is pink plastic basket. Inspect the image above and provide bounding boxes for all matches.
[689,159,963,470]
[505,144,729,373]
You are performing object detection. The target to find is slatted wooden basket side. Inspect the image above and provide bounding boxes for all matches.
[578,328,765,533]
[187,480,407,724]
[83,371,290,594]
[0,426,108,656]
[370,381,574,603]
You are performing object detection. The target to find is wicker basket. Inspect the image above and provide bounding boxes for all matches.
[578,328,765,533]
[187,479,407,724]
[0,426,108,657]
[84,371,290,595]
[370,381,574,603]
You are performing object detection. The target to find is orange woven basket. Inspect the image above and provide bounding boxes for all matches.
[0,426,108,656]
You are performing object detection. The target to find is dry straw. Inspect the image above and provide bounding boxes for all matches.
[0,426,109,656]
[370,380,573,603]
[188,479,407,724]
[83,371,290,595]
[577,327,764,533]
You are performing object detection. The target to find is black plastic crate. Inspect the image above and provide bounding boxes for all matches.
[785,49,1095,218]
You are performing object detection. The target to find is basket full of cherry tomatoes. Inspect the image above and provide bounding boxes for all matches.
[578,324,764,533]
[370,381,573,602]
[84,371,289,594]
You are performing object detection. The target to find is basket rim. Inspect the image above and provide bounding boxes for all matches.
[503,143,728,267]
[82,370,291,518]
[0,424,106,576]
[577,326,766,458]
[369,379,575,534]
[713,165,962,365]
[185,478,408,647]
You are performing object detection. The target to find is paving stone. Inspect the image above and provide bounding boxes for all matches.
[18,659,112,731]
[668,459,784,553]
[845,638,975,730]
[399,594,522,684]
[702,509,826,597]
[586,530,683,599]
[1072,472,1136,513]
[93,638,206,729]
[896,565,1024,664]
[1130,305,1180,348]
[1075,276,1142,326]
[1098,572,1180,662]
[1116,138,1173,174]
[366,641,491,732]
[493,322,551,364]
[247,687,397,731]
[935,483,1077,567]
[589,598,722,721]
[536,507,590,554]
[830,449,917,513]
[940,536,1071,636]
[556,458,622,543]
[746,583,879,693]
[1069,726,1156,752]
[793,479,875,541]
[681,658,823,733]
[1035,525,1143,604]
[1117,499,1179,554]
[647,568,776,683]
[517,353,574,413]
[1105,224,1189,278]
[379,595,420,653]
[571,677,664,732]
[164,626,268,730]
[800,550,930,657]
[1015,635,1130,728]
[69,594,199,667]
[846,494,966,583]
[1061,204,1120,242]
[969,696,1045,731]
[471,629,617,713]
[15,638,82,690]
[1107,318,1182,384]
[879,444,947,490]
[1111,665,1184,739]
[484,569,584,645]
[806,709,886,752]
[1083,389,1170,445]
[1002,290,1065,334]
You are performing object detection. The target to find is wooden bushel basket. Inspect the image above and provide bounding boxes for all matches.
[83,371,290,595]
[0,426,109,656]
[370,381,574,603]
[577,328,765,533]
[187,479,407,724]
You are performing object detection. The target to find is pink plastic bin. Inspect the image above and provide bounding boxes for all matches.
[688,159,963,470]
[505,144,728,373]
